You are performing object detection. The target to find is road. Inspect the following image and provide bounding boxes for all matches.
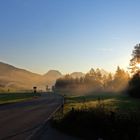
[0,93,63,140]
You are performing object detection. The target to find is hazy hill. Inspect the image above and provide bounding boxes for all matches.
[38,70,62,89]
[0,62,109,92]
[70,72,85,78]
[0,62,62,91]
[44,70,62,79]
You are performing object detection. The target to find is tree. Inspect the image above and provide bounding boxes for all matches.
[129,43,140,74]
[104,73,113,91]
[128,71,140,98]
[112,66,129,92]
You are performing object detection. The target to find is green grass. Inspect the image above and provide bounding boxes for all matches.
[64,93,140,113]
[52,93,140,140]
[0,93,41,104]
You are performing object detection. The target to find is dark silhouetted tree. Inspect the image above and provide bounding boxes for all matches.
[128,71,140,98]
[129,43,140,74]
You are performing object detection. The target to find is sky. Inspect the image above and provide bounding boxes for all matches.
[0,0,140,74]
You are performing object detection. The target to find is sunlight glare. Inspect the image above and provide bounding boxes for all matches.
[136,63,140,69]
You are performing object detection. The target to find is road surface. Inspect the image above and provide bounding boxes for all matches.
[0,93,63,140]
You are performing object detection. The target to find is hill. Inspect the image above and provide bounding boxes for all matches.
[70,72,85,78]
[0,62,62,92]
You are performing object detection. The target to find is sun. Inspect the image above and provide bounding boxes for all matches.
[136,63,140,69]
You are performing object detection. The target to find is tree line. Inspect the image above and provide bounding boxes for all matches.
[54,43,140,97]
[54,67,130,95]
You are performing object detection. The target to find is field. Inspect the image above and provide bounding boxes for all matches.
[64,93,140,112]
[0,93,41,104]
[52,93,140,140]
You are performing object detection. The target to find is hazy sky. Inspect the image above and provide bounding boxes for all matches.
[0,0,140,74]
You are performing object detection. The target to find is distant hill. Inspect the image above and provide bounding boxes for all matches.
[0,62,109,92]
[0,62,41,90]
[44,70,62,78]
[70,72,85,78]
[0,62,62,92]
[38,70,62,89]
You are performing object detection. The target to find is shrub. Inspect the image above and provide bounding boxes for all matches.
[52,106,140,140]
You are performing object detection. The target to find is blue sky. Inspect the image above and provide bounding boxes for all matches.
[0,0,140,74]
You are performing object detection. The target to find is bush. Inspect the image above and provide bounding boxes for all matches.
[52,106,140,140]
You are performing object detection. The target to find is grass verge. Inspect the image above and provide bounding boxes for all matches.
[52,94,140,140]
[0,93,41,105]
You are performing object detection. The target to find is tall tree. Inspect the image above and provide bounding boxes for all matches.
[128,71,140,98]
[113,66,129,91]
[129,44,140,74]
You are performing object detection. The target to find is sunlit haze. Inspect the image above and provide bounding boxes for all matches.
[136,63,140,69]
[0,0,140,74]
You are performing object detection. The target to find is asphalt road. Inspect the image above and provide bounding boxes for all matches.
[0,93,63,140]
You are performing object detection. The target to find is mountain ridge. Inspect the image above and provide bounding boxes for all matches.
[0,62,109,92]
[0,62,62,91]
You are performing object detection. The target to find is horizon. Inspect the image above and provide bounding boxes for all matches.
[0,0,139,74]
[0,61,117,75]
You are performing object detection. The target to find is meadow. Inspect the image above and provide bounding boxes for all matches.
[63,93,140,112]
[0,92,41,104]
[52,93,140,140]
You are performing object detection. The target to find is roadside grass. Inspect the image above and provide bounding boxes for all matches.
[64,93,140,113]
[52,93,140,140]
[0,93,41,104]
